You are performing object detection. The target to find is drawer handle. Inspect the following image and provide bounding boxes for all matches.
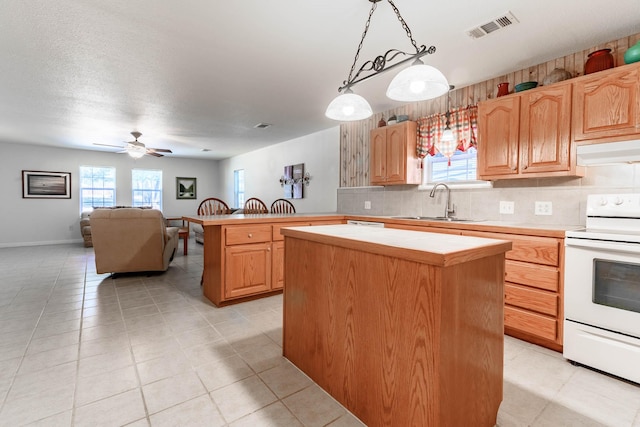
[248,233,253,238]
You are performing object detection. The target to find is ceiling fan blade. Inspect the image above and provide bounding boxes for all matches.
[146,151,164,157]
[148,148,172,153]
[94,143,126,148]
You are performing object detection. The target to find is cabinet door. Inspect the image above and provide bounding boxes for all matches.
[478,96,520,178]
[225,243,271,299]
[271,241,285,290]
[573,65,640,142]
[385,124,408,183]
[370,127,387,185]
[520,84,572,174]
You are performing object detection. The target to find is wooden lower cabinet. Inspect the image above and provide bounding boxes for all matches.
[271,241,285,290]
[224,243,272,299]
[461,229,564,351]
[202,219,344,306]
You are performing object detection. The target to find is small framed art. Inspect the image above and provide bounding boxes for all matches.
[176,177,197,199]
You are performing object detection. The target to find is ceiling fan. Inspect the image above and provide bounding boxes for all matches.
[94,131,172,158]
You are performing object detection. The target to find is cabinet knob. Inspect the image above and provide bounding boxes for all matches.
[523,165,528,170]
[248,233,253,238]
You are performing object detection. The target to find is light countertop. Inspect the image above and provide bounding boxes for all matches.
[281,224,513,267]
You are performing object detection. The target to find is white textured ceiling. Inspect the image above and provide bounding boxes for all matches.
[1,1,638,159]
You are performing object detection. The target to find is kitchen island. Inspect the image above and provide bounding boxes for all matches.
[182,213,344,306]
[281,225,512,427]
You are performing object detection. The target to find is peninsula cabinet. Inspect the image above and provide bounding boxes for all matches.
[573,62,640,144]
[370,121,421,185]
[194,216,345,306]
[478,83,583,180]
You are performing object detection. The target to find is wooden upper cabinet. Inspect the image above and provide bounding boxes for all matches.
[478,83,583,180]
[369,121,421,185]
[573,63,640,143]
[370,127,387,184]
[520,83,573,174]
[477,96,520,177]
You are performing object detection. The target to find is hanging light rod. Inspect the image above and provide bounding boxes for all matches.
[338,45,436,93]
[326,0,449,122]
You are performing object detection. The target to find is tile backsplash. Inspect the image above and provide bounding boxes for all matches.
[337,164,640,226]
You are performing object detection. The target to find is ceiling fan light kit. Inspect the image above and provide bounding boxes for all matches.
[325,0,449,122]
[93,131,172,158]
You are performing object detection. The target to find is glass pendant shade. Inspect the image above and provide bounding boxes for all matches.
[441,127,454,142]
[386,60,450,102]
[325,90,373,121]
[127,146,146,159]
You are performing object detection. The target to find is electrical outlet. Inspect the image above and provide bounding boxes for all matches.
[535,201,553,216]
[364,201,371,210]
[499,201,515,214]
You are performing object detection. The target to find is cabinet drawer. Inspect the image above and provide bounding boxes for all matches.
[225,225,272,245]
[505,260,559,292]
[462,231,560,266]
[505,283,557,316]
[504,306,557,341]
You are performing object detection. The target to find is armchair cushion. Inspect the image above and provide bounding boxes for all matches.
[90,208,179,274]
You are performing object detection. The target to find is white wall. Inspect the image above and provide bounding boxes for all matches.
[218,127,340,213]
[0,142,221,247]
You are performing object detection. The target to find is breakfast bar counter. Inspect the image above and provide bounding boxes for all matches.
[281,224,512,427]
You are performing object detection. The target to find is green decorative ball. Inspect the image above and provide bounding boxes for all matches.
[624,41,640,64]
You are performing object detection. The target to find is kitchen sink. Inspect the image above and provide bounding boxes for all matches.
[390,216,477,222]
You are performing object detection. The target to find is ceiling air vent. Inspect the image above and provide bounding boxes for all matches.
[254,123,272,129]
[466,11,519,39]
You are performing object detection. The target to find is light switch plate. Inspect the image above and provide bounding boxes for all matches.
[364,201,371,210]
[499,201,515,214]
[535,201,553,215]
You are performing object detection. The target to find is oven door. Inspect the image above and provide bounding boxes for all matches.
[564,237,640,338]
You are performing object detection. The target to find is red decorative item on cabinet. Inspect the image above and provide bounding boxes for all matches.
[497,82,509,97]
[585,48,614,74]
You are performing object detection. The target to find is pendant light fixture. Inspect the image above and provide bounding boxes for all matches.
[441,85,455,142]
[438,85,458,166]
[325,0,449,121]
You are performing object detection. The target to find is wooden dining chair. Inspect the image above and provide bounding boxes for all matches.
[198,197,230,215]
[243,197,268,214]
[270,199,296,214]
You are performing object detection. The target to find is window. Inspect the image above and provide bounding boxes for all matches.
[423,147,478,184]
[132,169,162,210]
[79,166,116,212]
[234,169,245,208]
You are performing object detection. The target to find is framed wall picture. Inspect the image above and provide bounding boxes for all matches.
[22,170,71,199]
[176,177,197,199]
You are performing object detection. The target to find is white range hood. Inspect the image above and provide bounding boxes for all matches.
[577,140,640,165]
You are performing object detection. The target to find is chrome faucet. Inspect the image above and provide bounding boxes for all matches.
[429,183,455,218]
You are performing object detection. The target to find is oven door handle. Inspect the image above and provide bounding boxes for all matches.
[566,238,640,254]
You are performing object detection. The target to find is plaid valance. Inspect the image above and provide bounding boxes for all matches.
[416,105,478,165]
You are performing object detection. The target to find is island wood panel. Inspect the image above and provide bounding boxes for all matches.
[283,236,505,427]
[339,32,640,186]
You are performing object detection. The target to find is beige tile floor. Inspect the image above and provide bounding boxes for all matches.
[0,242,639,426]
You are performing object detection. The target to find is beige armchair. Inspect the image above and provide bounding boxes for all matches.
[90,208,179,274]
